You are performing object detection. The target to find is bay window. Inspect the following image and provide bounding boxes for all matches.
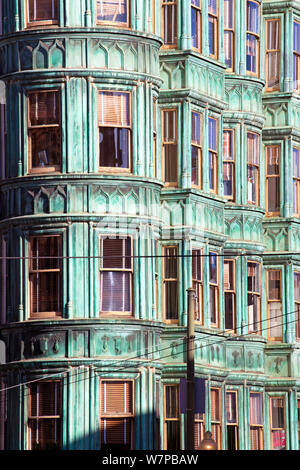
[223,129,234,200]
[96,0,130,27]
[28,381,61,450]
[100,380,134,450]
[99,237,133,315]
[266,19,280,91]
[191,111,202,188]
[28,90,61,173]
[266,145,280,215]
[29,235,62,319]
[247,261,260,334]
[162,0,177,48]
[247,131,260,205]
[249,392,264,450]
[246,0,260,75]
[267,270,282,341]
[98,91,131,171]
[224,0,234,70]
[27,0,59,26]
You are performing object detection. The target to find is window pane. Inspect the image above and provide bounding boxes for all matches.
[225,292,234,329]
[191,7,200,49]
[102,237,131,269]
[226,392,237,423]
[271,398,284,428]
[164,145,177,182]
[30,128,61,169]
[208,118,217,150]
[99,127,129,168]
[191,146,200,186]
[246,34,257,73]
[223,130,233,160]
[250,393,263,425]
[192,112,201,144]
[224,0,233,28]
[165,282,178,319]
[209,253,218,283]
[208,17,216,56]
[166,422,180,450]
[101,271,131,312]
[268,271,281,300]
[165,386,179,418]
[269,302,282,338]
[293,148,300,178]
[223,162,233,197]
[98,92,130,127]
[28,0,58,22]
[163,3,177,45]
[97,0,128,24]
[247,1,259,34]
[208,0,217,15]
[267,177,280,213]
[294,21,300,54]
[294,273,300,301]
[247,263,259,292]
[224,31,233,68]
[192,250,202,281]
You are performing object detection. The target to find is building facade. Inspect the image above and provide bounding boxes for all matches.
[0,0,300,450]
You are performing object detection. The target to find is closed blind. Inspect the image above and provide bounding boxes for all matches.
[101,381,133,414]
[29,91,59,126]
[28,0,58,21]
[98,92,130,127]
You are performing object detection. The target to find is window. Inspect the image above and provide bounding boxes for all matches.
[247,132,260,205]
[223,129,234,200]
[191,0,201,51]
[191,111,202,188]
[246,0,260,75]
[226,391,239,450]
[224,260,236,332]
[100,380,134,450]
[294,272,300,339]
[96,0,129,27]
[27,0,59,26]
[249,392,263,450]
[208,117,218,193]
[211,387,222,449]
[163,246,178,322]
[209,252,219,327]
[293,147,300,216]
[99,237,133,315]
[224,0,234,70]
[164,385,180,450]
[266,145,280,215]
[29,236,62,319]
[162,109,178,186]
[270,397,285,450]
[98,91,131,171]
[267,270,282,341]
[293,21,300,91]
[162,0,177,48]
[192,249,203,323]
[208,0,218,58]
[194,412,205,449]
[266,19,280,91]
[247,262,260,334]
[298,398,300,449]
[28,381,61,450]
[154,240,159,320]
[153,98,157,177]
[28,91,61,173]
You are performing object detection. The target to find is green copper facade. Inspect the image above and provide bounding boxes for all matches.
[1,0,300,450]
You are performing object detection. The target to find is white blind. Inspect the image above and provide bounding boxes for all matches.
[98,91,130,127]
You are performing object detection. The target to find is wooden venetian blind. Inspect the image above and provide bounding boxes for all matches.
[28,0,58,22]
[101,237,131,270]
[101,381,133,415]
[29,91,59,126]
[211,389,220,421]
[98,92,130,127]
[30,382,61,417]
